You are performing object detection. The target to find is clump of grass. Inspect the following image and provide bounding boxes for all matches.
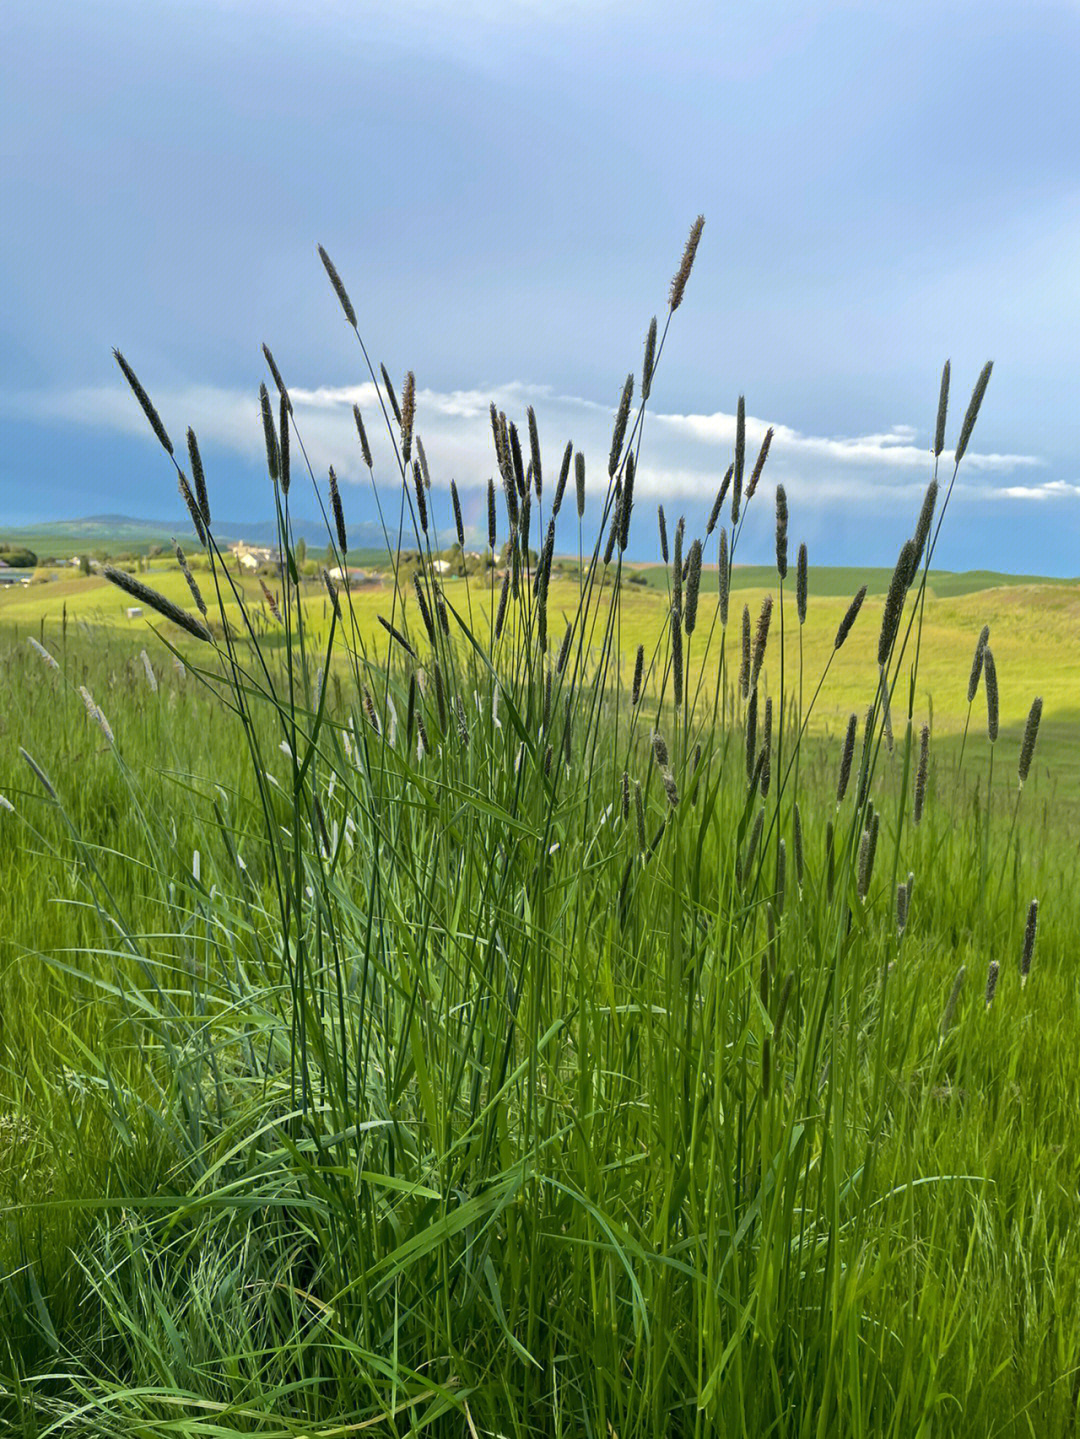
[2,224,1054,1439]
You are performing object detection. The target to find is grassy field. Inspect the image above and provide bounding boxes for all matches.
[6,558,1079,792]
[2,255,1079,1433]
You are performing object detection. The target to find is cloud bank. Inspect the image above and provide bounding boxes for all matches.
[8,374,1053,523]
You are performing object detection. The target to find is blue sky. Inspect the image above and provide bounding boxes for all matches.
[3,0,1079,571]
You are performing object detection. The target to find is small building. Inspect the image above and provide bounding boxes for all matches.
[126,607,144,618]
[230,542,276,572]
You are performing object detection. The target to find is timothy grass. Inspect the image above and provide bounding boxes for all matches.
[1,231,1078,1436]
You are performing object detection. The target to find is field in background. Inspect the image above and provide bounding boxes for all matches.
[5,558,1078,785]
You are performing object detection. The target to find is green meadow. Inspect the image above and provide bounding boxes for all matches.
[1,241,1079,1435]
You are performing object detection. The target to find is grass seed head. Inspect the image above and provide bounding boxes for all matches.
[984,958,1000,1009]
[79,686,115,745]
[835,583,868,650]
[1018,695,1042,786]
[553,441,572,517]
[619,451,636,550]
[380,364,401,425]
[662,769,680,807]
[412,573,435,644]
[329,467,348,555]
[557,623,573,675]
[658,505,669,563]
[751,594,773,690]
[259,383,280,483]
[746,426,774,503]
[796,543,808,624]
[671,517,684,613]
[651,730,670,769]
[451,479,465,547]
[837,712,858,805]
[716,528,731,628]
[494,568,511,640]
[575,451,586,518]
[740,604,752,698]
[28,637,60,672]
[454,693,469,749]
[413,460,429,534]
[487,477,497,549]
[774,483,789,579]
[642,315,658,400]
[684,539,702,634]
[857,812,879,901]
[609,373,634,478]
[603,505,619,566]
[934,359,950,458]
[707,465,733,536]
[377,614,416,658]
[955,361,993,465]
[103,566,212,641]
[113,350,173,455]
[187,428,210,528]
[527,405,542,496]
[743,805,765,879]
[911,479,938,574]
[878,539,916,666]
[353,404,373,468]
[983,647,999,743]
[279,393,290,493]
[318,245,357,327]
[262,343,292,413]
[914,722,930,824]
[400,373,416,462]
[732,395,746,524]
[416,435,431,491]
[509,421,526,498]
[177,473,207,547]
[671,606,684,703]
[1021,898,1039,984]
[856,707,873,808]
[745,687,758,782]
[669,214,704,311]
[967,624,990,703]
[433,662,447,730]
[260,577,282,623]
[631,643,645,705]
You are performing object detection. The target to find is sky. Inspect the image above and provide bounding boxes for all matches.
[2,0,1079,572]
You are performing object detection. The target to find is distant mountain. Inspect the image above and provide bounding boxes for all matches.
[1,514,391,553]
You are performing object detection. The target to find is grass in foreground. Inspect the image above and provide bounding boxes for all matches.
[0,225,1076,1436]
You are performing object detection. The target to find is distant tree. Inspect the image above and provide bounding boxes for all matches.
[79,555,91,576]
[296,537,307,566]
[0,547,38,567]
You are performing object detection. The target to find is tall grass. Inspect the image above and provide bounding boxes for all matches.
[0,226,1075,1436]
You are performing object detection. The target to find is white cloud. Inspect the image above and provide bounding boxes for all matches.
[654,408,1043,474]
[6,376,1050,515]
[992,480,1080,501]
